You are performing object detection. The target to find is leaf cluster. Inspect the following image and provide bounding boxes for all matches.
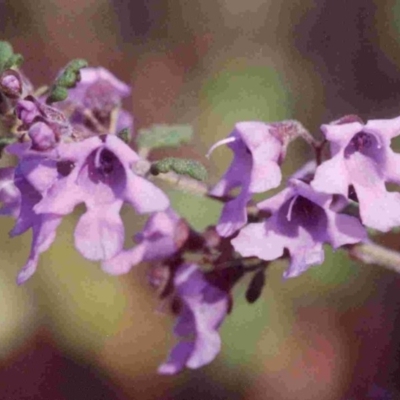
[47,59,88,104]
[0,41,23,72]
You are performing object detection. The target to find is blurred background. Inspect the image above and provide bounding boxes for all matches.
[1,0,400,399]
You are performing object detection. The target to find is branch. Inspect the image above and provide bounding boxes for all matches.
[349,241,400,274]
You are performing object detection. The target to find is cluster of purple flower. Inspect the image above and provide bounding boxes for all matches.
[210,117,400,278]
[0,54,400,374]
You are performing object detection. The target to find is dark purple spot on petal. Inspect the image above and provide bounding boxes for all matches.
[277,195,328,240]
[56,160,75,176]
[98,149,115,175]
[348,185,358,202]
[344,131,381,161]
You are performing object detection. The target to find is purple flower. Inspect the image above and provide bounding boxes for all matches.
[311,117,400,232]
[2,145,63,284]
[63,67,134,136]
[232,179,367,278]
[158,263,229,374]
[11,171,62,285]
[102,208,188,275]
[208,121,283,237]
[33,134,169,262]
[66,67,131,110]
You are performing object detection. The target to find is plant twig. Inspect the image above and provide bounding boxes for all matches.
[349,241,400,274]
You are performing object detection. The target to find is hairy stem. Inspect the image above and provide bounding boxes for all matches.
[349,241,400,274]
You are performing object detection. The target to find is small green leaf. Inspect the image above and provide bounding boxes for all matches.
[67,58,89,72]
[47,58,88,104]
[0,42,23,72]
[150,157,207,181]
[137,124,193,150]
[46,85,69,104]
[117,127,131,144]
[4,53,24,70]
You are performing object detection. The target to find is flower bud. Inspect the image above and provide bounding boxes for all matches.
[0,69,22,99]
[28,121,57,151]
[16,98,40,126]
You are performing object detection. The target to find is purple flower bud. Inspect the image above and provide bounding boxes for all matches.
[16,96,73,142]
[0,70,22,98]
[28,121,57,151]
[16,99,40,126]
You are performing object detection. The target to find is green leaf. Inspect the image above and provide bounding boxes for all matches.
[151,157,207,181]
[47,58,88,103]
[0,41,13,71]
[137,124,193,150]
[0,42,23,72]
[3,53,24,70]
[117,127,131,144]
[46,85,69,104]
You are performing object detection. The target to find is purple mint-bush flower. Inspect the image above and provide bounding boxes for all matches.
[66,67,131,110]
[158,263,229,375]
[2,145,64,284]
[232,179,367,278]
[32,134,169,262]
[63,67,134,135]
[208,121,283,237]
[102,208,189,275]
[311,117,400,232]
[11,171,62,285]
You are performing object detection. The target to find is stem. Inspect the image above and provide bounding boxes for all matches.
[314,139,327,166]
[153,171,209,195]
[349,241,400,274]
[109,107,120,135]
[289,120,320,148]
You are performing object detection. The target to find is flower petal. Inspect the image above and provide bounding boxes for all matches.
[17,214,62,284]
[232,220,285,261]
[124,170,169,214]
[74,202,124,260]
[101,244,146,275]
[312,155,349,197]
[215,192,249,237]
[158,342,194,375]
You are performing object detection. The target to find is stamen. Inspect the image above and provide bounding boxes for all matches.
[94,146,103,169]
[286,195,299,222]
[206,137,236,158]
